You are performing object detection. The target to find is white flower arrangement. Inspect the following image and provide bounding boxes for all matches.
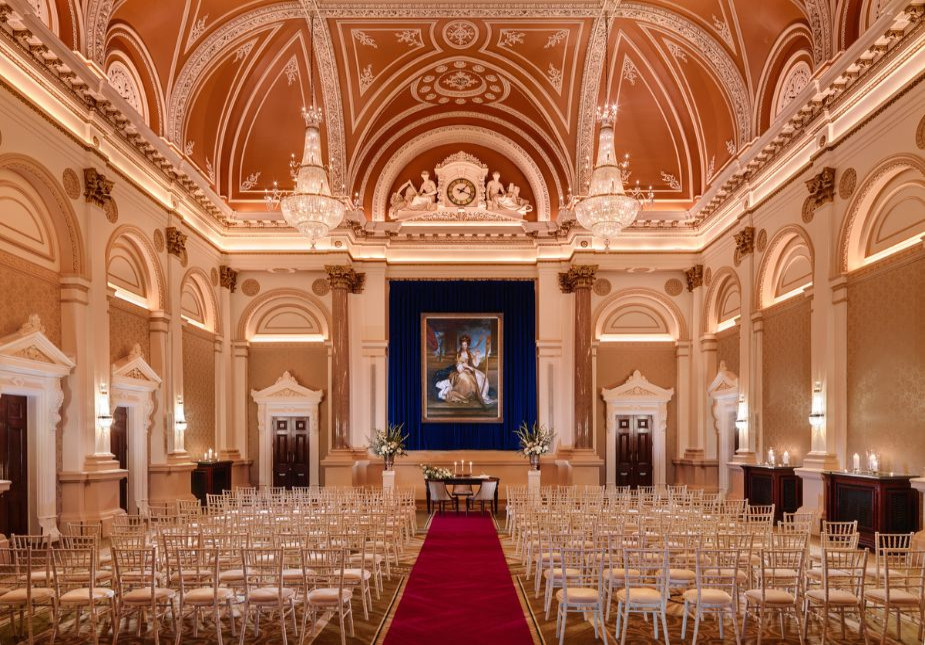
[368,423,408,458]
[421,465,453,480]
[514,421,555,458]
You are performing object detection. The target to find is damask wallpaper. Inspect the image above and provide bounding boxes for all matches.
[109,299,150,362]
[761,299,812,461]
[0,259,61,345]
[596,344,678,483]
[182,326,215,459]
[847,254,925,476]
[715,326,740,377]
[247,345,329,485]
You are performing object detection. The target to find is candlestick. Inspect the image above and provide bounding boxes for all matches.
[782,450,790,466]
[454,461,457,475]
[768,448,776,466]
[469,460,473,474]
[852,453,860,472]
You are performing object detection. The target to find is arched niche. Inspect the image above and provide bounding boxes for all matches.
[0,314,74,537]
[110,344,161,515]
[838,155,925,274]
[594,288,688,342]
[702,268,742,335]
[756,225,814,309]
[180,268,218,334]
[105,226,165,310]
[707,362,739,494]
[237,289,331,342]
[250,371,323,488]
[601,370,674,487]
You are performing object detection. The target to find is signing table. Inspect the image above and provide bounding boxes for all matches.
[426,476,500,514]
[823,470,919,549]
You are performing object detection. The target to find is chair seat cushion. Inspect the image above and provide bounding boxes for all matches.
[341,568,372,582]
[544,567,581,580]
[122,587,175,603]
[556,587,600,604]
[282,568,304,580]
[0,587,55,603]
[764,568,799,579]
[682,588,732,605]
[805,589,859,605]
[865,588,920,605]
[745,589,795,604]
[668,568,696,582]
[247,587,296,603]
[615,587,662,604]
[185,587,233,603]
[218,568,244,582]
[60,587,115,602]
[307,588,352,605]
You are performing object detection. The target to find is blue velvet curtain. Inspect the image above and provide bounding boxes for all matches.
[388,280,536,450]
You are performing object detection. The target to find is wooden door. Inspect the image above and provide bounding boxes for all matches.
[0,394,29,536]
[615,414,653,488]
[110,407,128,511]
[272,417,310,489]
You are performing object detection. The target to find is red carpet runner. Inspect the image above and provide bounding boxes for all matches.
[384,514,534,645]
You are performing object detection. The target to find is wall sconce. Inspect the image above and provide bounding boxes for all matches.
[808,381,825,428]
[734,396,748,433]
[99,381,108,395]
[175,418,188,433]
[98,413,114,430]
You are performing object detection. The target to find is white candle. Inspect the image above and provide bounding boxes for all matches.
[852,453,860,471]
[869,454,879,472]
[453,461,457,475]
[783,450,790,466]
[768,448,776,466]
[470,461,473,473]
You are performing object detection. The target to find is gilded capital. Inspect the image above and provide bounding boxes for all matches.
[325,265,365,294]
[805,167,836,208]
[219,265,238,292]
[558,264,598,293]
[733,226,755,265]
[684,265,704,292]
[83,167,113,207]
[165,227,187,258]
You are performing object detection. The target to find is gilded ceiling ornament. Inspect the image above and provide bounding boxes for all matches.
[664,279,684,297]
[219,266,238,292]
[83,168,114,208]
[756,229,768,253]
[165,227,187,258]
[62,168,80,200]
[593,278,612,297]
[839,168,857,199]
[916,114,925,149]
[806,166,836,208]
[684,265,704,292]
[241,279,261,297]
[311,278,330,297]
[153,229,165,253]
[324,265,365,294]
[733,226,755,265]
[558,265,597,293]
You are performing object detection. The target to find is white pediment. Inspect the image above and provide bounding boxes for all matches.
[112,344,161,391]
[707,361,739,398]
[251,370,323,405]
[601,369,674,403]
[0,314,75,378]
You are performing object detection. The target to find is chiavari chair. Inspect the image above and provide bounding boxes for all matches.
[169,545,236,644]
[553,539,607,645]
[681,547,743,644]
[864,549,925,644]
[615,546,671,645]
[802,547,868,644]
[742,547,806,645]
[51,546,117,644]
[111,544,176,644]
[0,543,57,644]
[238,546,297,644]
[302,546,354,645]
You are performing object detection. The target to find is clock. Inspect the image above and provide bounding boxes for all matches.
[446,177,476,207]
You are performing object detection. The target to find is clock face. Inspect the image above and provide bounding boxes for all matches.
[447,178,476,207]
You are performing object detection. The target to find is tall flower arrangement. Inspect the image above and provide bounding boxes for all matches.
[368,422,407,470]
[514,421,555,470]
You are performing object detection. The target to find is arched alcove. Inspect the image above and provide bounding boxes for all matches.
[756,225,814,309]
[180,268,219,334]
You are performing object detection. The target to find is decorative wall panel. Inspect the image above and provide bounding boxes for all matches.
[847,255,925,475]
[109,299,150,362]
[182,326,215,459]
[761,299,812,460]
[0,259,61,345]
[715,326,740,376]
[596,344,677,483]
[247,345,328,485]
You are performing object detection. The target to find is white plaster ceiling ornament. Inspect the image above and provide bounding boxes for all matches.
[839,168,858,199]
[153,229,165,253]
[443,21,480,49]
[107,60,146,121]
[241,279,261,297]
[411,60,511,106]
[62,168,80,200]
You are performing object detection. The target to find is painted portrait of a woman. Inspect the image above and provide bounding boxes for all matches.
[433,334,495,407]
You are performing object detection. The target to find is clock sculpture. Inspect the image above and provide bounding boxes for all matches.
[388,151,532,220]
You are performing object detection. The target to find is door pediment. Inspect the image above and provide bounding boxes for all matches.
[251,370,323,405]
[112,344,161,392]
[0,315,75,378]
[601,369,674,403]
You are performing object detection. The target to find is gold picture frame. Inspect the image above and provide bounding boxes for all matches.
[421,313,503,423]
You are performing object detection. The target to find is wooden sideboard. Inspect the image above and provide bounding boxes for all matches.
[191,460,232,505]
[741,464,802,525]
[823,471,919,549]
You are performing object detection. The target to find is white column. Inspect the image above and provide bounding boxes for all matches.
[166,250,187,460]
[352,263,387,448]
[537,263,572,445]
[701,334,718,459]
[59,277,94,473]
[148,311,170,465]
[750,312,763,457]
[231,341,250,460]
[675,340,692,459]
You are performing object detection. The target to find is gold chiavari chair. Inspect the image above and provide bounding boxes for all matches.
[111,544,177,644]
[0,544,57,644]
[169,545,236,644]
[51,546,117,644]
[864,549,925,644]
[742,547,806,645]
[802,547,867,644]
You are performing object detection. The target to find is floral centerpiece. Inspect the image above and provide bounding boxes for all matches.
[514,421,555,470]
[368,423,408,471]
[421,465,453,480]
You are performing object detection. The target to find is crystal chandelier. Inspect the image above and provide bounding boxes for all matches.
[573,6,653,246]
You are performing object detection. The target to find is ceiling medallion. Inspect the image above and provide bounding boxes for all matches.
[442,20,480,49]
[411,60,510,106]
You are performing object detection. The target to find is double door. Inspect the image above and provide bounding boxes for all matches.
[110,407,128,511]
[615,414,653,488]
[0,394,28,536]
[272,417,310,489]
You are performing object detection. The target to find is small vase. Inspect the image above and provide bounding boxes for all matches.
[529,454,540,471]
[383,454,394,471]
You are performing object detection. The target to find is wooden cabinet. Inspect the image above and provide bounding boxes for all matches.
[191,460,232,505]
[741,464,802,525]
[823,471,919,549]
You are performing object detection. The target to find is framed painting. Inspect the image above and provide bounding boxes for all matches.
[421,313,503,423]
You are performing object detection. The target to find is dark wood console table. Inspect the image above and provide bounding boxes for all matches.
[741,464,802,525]
[823,471,919,549]
[425,477,500,514]
[191,460,232,505]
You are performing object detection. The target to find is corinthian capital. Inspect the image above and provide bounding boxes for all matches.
[325,265,365,294]
[558,265,598,293]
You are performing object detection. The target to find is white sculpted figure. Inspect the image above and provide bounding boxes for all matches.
[485,171,505,209]
[493,181,533,215]
[389,170,439,216]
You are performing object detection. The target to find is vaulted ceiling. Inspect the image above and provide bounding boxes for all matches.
[32,0,881,224]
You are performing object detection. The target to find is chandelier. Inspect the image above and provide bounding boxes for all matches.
[573,6,653,246]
